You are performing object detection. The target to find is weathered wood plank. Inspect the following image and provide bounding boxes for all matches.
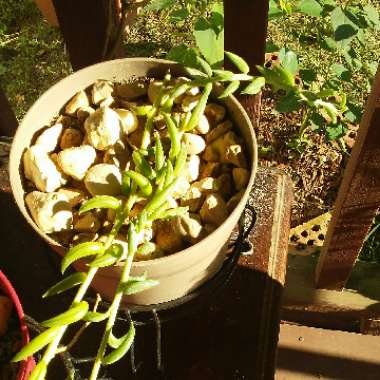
[224,0,269,127]
[283,255,380,331]
[0,86,18,137]
[277,323,380,379]
[316,64,380,290]
[52,0,122,71]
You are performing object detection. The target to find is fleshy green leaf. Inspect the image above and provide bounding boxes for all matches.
[225,51,250,74]
[103,323,136,365]
[61,242,104,274]
[241,77,266,95]
[196,56,213,77]
[83,310,110,323]
[132,151,156,181]
[121,278,160,296]
[41,301,89,328]
[173,144,187,177]
[12,327,60,362]
[42,272,87,298]
[218,80,240,98]
[184,82,213,131]
[145,177,181,214]
[137,243,157,257]
[212,69,234,81]
[27,361,47,380]
[163,113,181,160]
[154,132,165,171]
[89,244,124,268]
[79,196,121,214]
[124,170,153,197]
[167,44,198,69]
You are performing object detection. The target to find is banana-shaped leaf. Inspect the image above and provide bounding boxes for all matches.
[145,177,181,214]
[241,77,266,95]
[61,242,104,274]
[173,143,187,177]
[12,326,60,362]
[42,272,87,298]
[121,172,131,196]
[164,161,174,187]
[231,74,253,81]
[163,113,181,160]
[212,69,234,81]
[123,170,153,197]
[108,331,124,349]
[41,301,89,328]
[83,310,110,323]
[225,51,250,74]
[89,244,124,268]
[155,166,167,191]
[121,278,159,296]
[196,56,213,77]
[137,243,156,257]
[103,323,135,365]
[184,82,212,131]
[154,132,165,171]
[79,196,121,214]
[184,66,207,79]
[219,80,240,98]
[133,105,153,116]
[150,206,189,222]
[132,151,156,181]
[27,362,47,380]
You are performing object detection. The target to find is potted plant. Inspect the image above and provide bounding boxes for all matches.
[9,53,261,378]
[0,271,35,379]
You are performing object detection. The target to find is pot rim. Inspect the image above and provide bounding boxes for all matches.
[9,57,258,268]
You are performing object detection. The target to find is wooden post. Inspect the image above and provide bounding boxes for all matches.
[224,0,269,125]
[52,0,122,71]
[316,64,380,290]
[0,87,18,137]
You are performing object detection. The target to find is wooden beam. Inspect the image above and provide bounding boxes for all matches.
[52,0,121,71]
[316,64,380,290]
[0,86,18,137]
[224,0,269,70]
[283,255,380,331]
[224,0,269,127]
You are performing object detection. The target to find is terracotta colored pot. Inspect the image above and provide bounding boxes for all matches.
[9,58,258,305]
[0,271,35,379]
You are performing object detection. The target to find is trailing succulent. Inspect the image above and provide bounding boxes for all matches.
[12,51,263,380]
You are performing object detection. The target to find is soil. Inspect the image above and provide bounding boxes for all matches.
[257,91,351,227]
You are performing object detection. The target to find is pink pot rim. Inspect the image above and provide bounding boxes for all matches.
[0,271,35,379]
